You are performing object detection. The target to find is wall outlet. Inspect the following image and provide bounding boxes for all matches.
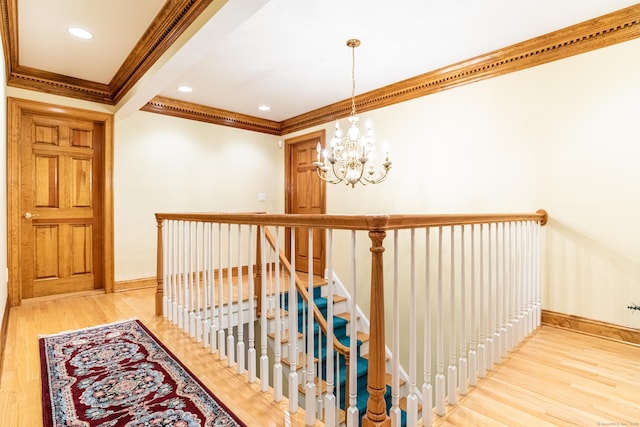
[258,192,266,202]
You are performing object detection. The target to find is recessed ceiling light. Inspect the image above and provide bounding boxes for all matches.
[68,27,93,39]
[178,86,193,93]
[258,105,271,111]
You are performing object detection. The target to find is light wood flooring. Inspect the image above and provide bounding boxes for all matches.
[1,287,639,426]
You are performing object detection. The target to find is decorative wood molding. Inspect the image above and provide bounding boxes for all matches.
[141,96,282,135]
[0,0,214,104]
[1,2,639,134]
[110,0,215,104]
[280,4,640,135]
[541,309,640,346]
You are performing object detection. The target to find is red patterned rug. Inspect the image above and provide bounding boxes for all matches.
[39,319,246,426]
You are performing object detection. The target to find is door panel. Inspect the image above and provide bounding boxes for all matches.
[20,113,101,299]
[285,131,326,275]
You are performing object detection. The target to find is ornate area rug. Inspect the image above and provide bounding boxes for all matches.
[39,319,246,427]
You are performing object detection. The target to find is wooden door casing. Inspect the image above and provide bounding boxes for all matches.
[8,98,114,306]
[285,130,326,275]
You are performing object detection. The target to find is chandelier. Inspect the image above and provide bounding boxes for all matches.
[313,39,392,188]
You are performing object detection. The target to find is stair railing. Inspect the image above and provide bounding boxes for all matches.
[262,227,353,420]
[155,210,548,427]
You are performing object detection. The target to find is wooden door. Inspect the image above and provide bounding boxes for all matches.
[8,98,113,304]
[285,130,326,275]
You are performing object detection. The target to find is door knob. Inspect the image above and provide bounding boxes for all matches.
[23,212,39,220]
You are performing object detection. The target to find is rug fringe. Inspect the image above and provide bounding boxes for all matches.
[38,318,139,338]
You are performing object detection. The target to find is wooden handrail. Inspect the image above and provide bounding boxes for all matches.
[155,210,548,230]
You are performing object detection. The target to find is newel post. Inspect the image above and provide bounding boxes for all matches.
[363,230,391,427]
[155,217,164,316]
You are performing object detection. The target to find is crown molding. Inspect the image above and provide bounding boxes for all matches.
[280,4,640,135]
[141,96,281,135]
[1,3,639,135]
[0,0,213,104]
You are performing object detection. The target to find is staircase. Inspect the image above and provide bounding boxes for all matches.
[268,273,409,426]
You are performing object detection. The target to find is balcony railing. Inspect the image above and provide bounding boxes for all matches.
[155,210,547,426]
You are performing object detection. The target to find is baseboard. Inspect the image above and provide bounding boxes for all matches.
[114,278,157,293]
[0,298,10,379]
[541,309,640,346]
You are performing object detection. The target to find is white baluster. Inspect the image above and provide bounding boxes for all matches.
[477,224,486,379]
[493,223,501,365]
[423,227,433,426]
[305,228,317,426]
[210,222,218,354]
[500,222,508,358]
[172,220,179,325]
[203,222,211,349]
[485,223,494,370]
[227,224,235,368]
[248,225,257,383]
[448,226,457,406]
[182,221,189,332]
[346,230,359,427]
[260,226,269,392]
[407,229,419,425]
[390,231,401,427]
[217,223,226,361]
[273,227,283,401]
[459,225,468,396]
[468,224,477,388]
[196,222,203,343]
[289,228,299,413]
[435,227,445,416]
[237,225,245,374]
[189,222,196,337]
[323,229,333,425]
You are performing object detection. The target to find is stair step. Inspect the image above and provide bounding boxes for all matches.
[335,311,358,323]
[267,330,303,344]
[385,373,406,387]
[298,377,328,395]
[282,352,314,370]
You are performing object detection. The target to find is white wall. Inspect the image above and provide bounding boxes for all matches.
[114,111,283,280]
[285,39,640,330]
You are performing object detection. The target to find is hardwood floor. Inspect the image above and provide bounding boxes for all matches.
[0,287,639,426]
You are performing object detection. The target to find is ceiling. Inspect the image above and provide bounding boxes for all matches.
[12,0,640,123]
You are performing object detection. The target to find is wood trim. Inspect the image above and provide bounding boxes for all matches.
[140,96,281,135]
[114,278,158,293]
[541,309,640,346]
[1,3,638,134]
[0,298,9,380]
[0,0,214,104]
[280,5,640,135]
[6,98,114,306]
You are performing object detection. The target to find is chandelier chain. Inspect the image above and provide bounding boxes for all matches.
[351,43,356,117]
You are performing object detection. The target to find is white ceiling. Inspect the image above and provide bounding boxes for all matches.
[17,0,640,122]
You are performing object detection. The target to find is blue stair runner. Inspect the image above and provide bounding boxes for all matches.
[284,283,407,426]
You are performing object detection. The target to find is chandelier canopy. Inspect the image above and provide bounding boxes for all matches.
[313,39,392,188]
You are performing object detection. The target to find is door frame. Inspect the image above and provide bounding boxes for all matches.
[7,98,114,306]
[284,129,326,270]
